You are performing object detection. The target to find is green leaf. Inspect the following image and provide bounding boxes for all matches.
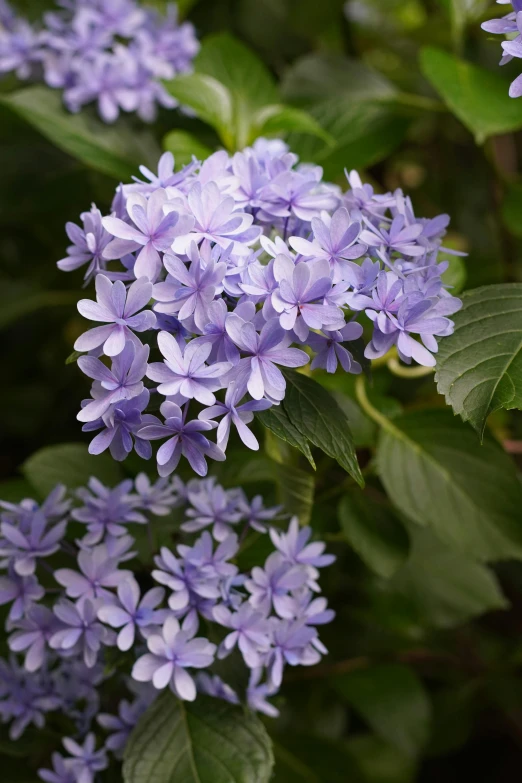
[339,491,410,579]
[283,370,364,486]
[388,527,508,628]
[251,104,334,145]
[272,736,364,783]
[195,33,278,111]
[0,86,159,179]
[376,410,522,561]
[420,47,522,144]
[163,130,213,167]
[122,692,274,783]
[288,99,408,180]
[275,462,315,524]
[348,735,417,783]
[435,284,522,435]
[22,443,123,498]
[257,406,316,469]
[164,74,233,147]
[334,664,431,758]
[281,53,397,107]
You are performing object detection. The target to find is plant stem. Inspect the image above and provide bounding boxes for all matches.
[354,375,394,433]
[386,357,434,379]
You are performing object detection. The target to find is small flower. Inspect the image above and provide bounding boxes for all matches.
[58,205,113,283]
[50,598,115,668]
[132,615,216,701]
[245,551,308,618]
[38,752,76,783]
[61,734,108,783]
[0,510,67,576]
[72,477,146,544]
[8,604,61,672]
[74,274,156,357]
[54,543,131,600]
[213,603,271,667]
[103,189,195,281]
[196,673,239,704]
[134,473,182,515]
[98,577,166,650]
[0,566,44,621]
[198,381,272,451]
[307,322,363,374]
[182,479,243,541]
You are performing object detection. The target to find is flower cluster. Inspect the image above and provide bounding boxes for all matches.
[0,0,199,122]
[482,1,522,97]
[0,474,335,780]
[61,139,462,478]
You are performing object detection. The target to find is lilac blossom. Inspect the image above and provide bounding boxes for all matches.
[72,478,146,544]
[77,340,149,424]
[138,401,225,477]
[182,479,243,541]
[8,605,61,672]
[290,207,367,283]
[57,206,113,283]
[54,543,131,600]
[98,696,150,758]
[272,256,344,340]
[198,381,272,451]
[0,511,67,576]
[196,673,239,704]
[74,274,156,356]
[238,495,282,534]
[213,603,271,667]
[103,190,194,281]
[147,332,231,406]
[38,753,77,783]
[226,316,309,401]
[270,518,336,573]
[266,619,321,688]
[83,388,156,461]
[98,578,166,650]
[307,322,363,374]
[132,615,216,700]
[246,552,309,618]
[50,598,115,668]
[134,473,182,515]
[62,734,108,783]
[0,567,44,621]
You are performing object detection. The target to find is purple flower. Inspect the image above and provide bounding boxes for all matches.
[103,189,194,281]
[147,331,231,406]
[153,243,227,330]
[98,577,166,650]
[98,696,151,758]
[8,605,60,672]
[74,274,156,356]
[54,543,131,600]
[126,151,198,194]
[83,388,157,461]
[359,214,424,258]
[213,603,271,667]
[72,477,146,544]
[266,618,320,688]
[50,598,115,668]
[247,668,279,718]
[226,316,308,402]
[177,531,239,580]
[77,340,149,423]
[196,673,239,704]
[152,544,221,613]
[138,401,225,477]
[172,182,260,254]
[259,168,339,224]
[182,479,243,541]
[199,381,272,451]
[272,257,344,340]
[269,517,336,572]
[62,734,108,783]
[290,207,366,283]
[134,473,182,515]
[58,206,113,283]
[238,495,282,534]
[132,615,216,700]
[38,753,76,783]
[0,511,67,576]
[245,552,308,618]
[307,322,363,374]
[0,566,44,621]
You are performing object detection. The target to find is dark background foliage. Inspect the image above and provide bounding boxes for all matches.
[2,0,522,781]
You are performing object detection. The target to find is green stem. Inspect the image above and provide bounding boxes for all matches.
[387,357,434,379]
[355,375,395,434]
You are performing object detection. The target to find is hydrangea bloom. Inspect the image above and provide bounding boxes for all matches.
[0,0,199,122]
[0,475,334,775]
[61,140,462,478]
[482,1,522,97]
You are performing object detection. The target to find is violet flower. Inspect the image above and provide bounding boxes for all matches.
[98,578,166,650]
